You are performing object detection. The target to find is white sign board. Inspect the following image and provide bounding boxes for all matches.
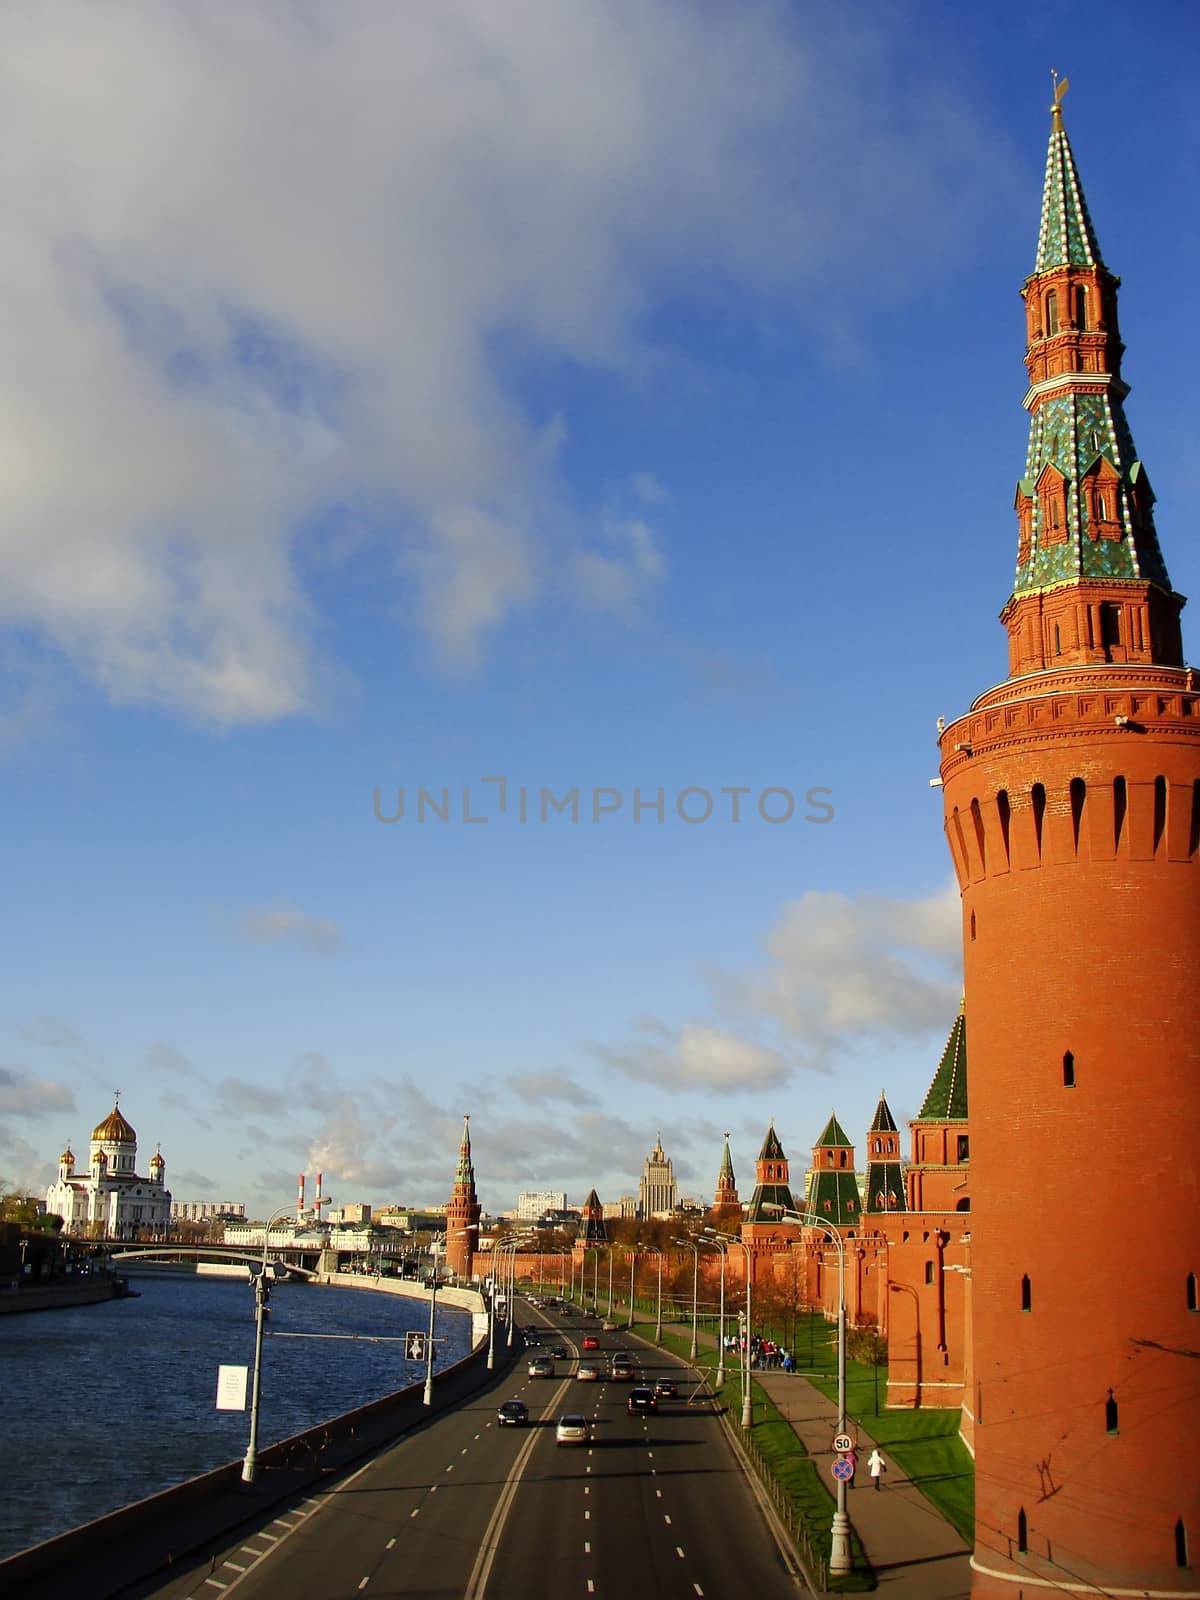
[216,1364,249,1411]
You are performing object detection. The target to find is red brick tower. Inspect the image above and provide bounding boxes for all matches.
[940,84,1200,1597]
[712,1133,741,1218]
[444,1115,480,1278]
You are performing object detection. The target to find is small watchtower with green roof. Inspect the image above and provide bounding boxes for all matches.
[905,1006,970,1213]
[864,1093,906,1214]
[805,1112,860,1227]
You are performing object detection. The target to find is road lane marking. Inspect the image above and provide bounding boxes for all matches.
[410,1509,419,1518]
[664,1515,672,1525]
[387,1538,396,1548]
[584,1486,589,1495]
[203,1583,226,1592]
[587,1584,595,1595]
[676,1546,686,1558]
[225,1561,246,1572]
[358,1579,370,1591]
[694,1586,704,1596]
[584,1541,591,1553]
[585,1510,590,1520]
[446,1464,454,1472]
[239,1547,264,1557]
[655,1489,662,1498]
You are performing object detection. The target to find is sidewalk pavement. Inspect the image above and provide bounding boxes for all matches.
[752,1367,971,1600]
[651,1320,971,1599]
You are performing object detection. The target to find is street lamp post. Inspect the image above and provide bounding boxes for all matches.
[699,1236,727,1385]
[704,1229,752,1429]
[627,1249,637,1331]
[607,1247,614,1319]
[673,1237,700,1362]
[764,1206,851,1575]
[243,1203,318,1483]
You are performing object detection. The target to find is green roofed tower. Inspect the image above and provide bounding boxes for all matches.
[1004,80,1183,677]
[743,1122,796,1223]
[806,1112,860,1227]
[864,1092,906,1214]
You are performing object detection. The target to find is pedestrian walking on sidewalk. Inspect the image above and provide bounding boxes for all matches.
[845,1448,858,1489]
[868,1447,887,1491]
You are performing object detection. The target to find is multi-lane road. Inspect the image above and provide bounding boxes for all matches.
[137,1299,807,1599]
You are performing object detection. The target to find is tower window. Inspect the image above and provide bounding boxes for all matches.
[1177,1519,1189,1569]
[1032,784,1047,855]
[1114,776,1128,852]
[1097,492,1107,521]
[1073,285,1087,328]
[1070,778,1086,851]
[1187,1272,1197,1312]
[969,909,977,941]
[925,1261,935,1285]
[1021,1274,1032,1312]
[1106,1391,1119,1434]
[1063,1051,1076,1087]
[1054,622,1062,655]
[997,789,1011,862]
[1018,1509,1028,1554]
[1045,292,1059,335]
[839,1150,847,1168]
[1100,603,1122,652]
[957,1135,970,1162]
[1154,776,1167,854]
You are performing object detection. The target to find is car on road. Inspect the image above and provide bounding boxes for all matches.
[556,1414,591,1446]
[553,1345,569,1359]
[528,1355,555,1378]
[609,1359,635,1381]
[581,1334,600,1350]
[654,1378,678,1398]
[627,1387,658,1415]
[577,1362,602,1381]
[601,1319,618,1332]
[497,1400,529,1426]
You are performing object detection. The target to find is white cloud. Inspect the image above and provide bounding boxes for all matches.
[234,905,344,955]
[590,1021,789,1093]
[0,4,1004,726]
[0,1067,76,1118]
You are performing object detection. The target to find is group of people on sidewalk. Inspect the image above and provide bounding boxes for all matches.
[723,1332,796,1373]
[843,1446,888,1490]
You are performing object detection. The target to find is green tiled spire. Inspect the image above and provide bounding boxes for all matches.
[816,1113,852,1148]
[807,1169,861,1226]
[918,1008,968,1122]
[1034,97,1104,274]
[1013,98,1173,601]
[455,1115,474,1184]
[718,1137,735,1183]
[758,1123,786,1161]
[869,1095,898,1135]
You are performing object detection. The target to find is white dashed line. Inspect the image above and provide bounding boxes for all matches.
[461,1447,468,1455]
[584,1541,591,1554]
[655,1489,663,1498]
[585,1510,590,1521]
[676,1546,686,1559]
[410,1509,419,1518]
[446,1465,454,1473]
[358,1579,370,1592]
[587,1584,595,1595]
[387,1537,396,1548]
[664,1515,672,1525]
[225,1561,246,1572]
[239,1547,263,1557]
[694,1586,705,1596]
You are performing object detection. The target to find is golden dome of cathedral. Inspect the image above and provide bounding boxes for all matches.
[91,1103,136,1145]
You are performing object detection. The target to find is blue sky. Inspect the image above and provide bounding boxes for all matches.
[3,2,1197,1216]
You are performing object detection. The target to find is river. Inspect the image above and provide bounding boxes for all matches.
[1,1268,473,1561]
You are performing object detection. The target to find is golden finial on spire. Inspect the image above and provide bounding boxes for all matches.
[1050,68,1070,122]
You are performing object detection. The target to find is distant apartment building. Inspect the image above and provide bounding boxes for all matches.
[602,1195,638,1220]
[326,1203,372,1225]
[172,1201,247,1222]
[516,1190,567,1219]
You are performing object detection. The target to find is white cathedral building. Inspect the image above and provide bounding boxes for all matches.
[47,1100,172,1239]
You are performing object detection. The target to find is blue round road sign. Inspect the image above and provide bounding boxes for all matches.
[832,1457,855,1482]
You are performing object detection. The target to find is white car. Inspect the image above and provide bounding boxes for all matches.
[556,1414,590,1446]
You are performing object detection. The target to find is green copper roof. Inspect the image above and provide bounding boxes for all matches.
[580,1188,607,1242]
[745,1180,796,1223]
[1013,105,1173,600]
[1034,105,1104,274]
[718,1138,735,1183]
[815,1113,852,1149]
[869,1095,898,1135]
[455,1115,474,1185]
[807,1169,861,1226]
[918,1010,968,1122]
[758,1123,786,1161]
[865,1160,906,1214]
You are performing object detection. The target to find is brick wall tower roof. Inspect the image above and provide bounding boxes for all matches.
[1002,81,1182,675]
[713,1133,740,1211]
[579,1187,608,1243]
[744,1122,795,1222]
[807,1110,860,1226]
[917,1005,968,1122]
[864,1091,906,1214]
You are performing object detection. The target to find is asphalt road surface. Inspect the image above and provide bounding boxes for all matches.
[134,1299,805,1600]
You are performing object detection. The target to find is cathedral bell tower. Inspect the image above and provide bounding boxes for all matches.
[939,83,1200,1599]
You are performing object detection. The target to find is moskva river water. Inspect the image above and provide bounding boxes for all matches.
[1,1269,472,1560]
